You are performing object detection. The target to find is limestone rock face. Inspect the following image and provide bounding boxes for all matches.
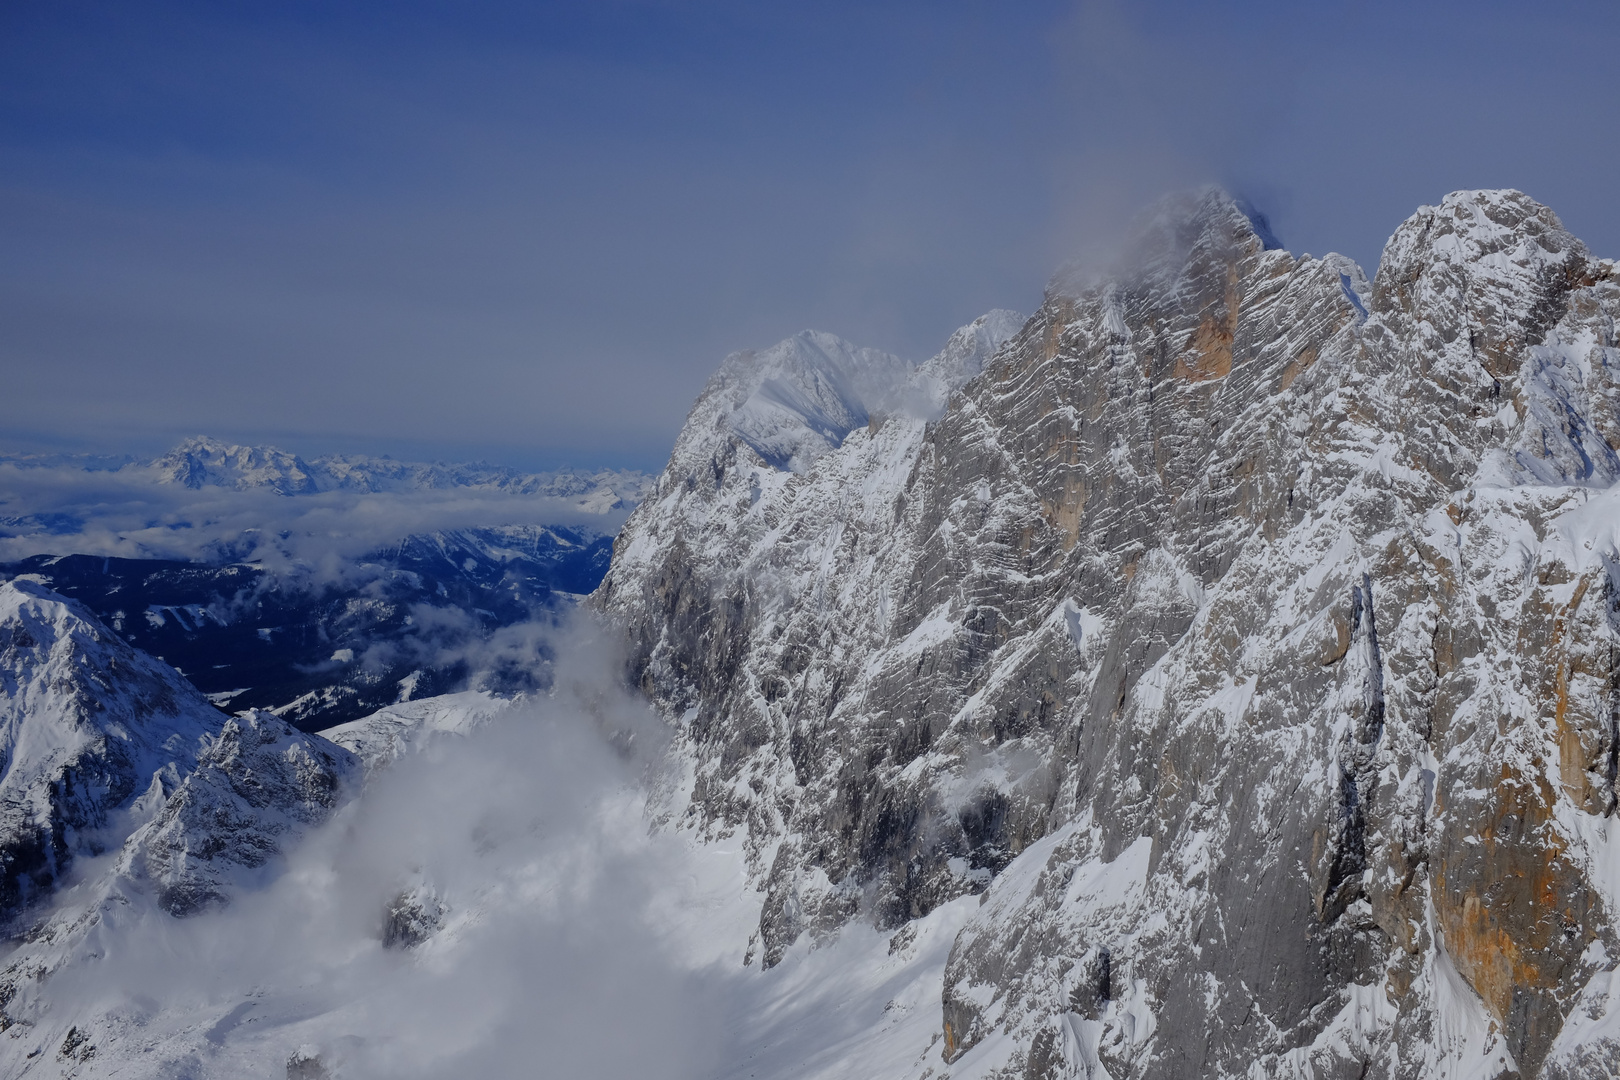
[597,188,1620,1076]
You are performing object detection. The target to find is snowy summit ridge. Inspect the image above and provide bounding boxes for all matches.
[695,312,1023,474]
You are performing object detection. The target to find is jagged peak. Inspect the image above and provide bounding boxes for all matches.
[151,435,319,495]
[159,433,301,463]
[1371,188,1595,355]
[917,309,1027,394]
[1050,186,1289,300]
[1233,195,1285,252]
[1377,188,1585,278]
[675,314,1025,475]
[1122,186,1286,273]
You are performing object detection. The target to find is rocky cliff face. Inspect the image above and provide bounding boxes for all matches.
[596,188,1620,1077]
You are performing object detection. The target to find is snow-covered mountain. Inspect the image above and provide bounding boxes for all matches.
[679,315,1023,476]
[0,579,224,921]
[0,583,358,1048]
[598,187,1620,1077]
[0,600,723,1079]
[116,709,358,917]
[3,187,1620,1079]
[146,436,655,512]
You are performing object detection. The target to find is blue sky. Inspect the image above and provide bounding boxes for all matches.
[3,1,1617,470]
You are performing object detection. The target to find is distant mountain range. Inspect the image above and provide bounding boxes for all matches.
[0,437,655,729]
[2,434,654,511]
[143,435,655,508]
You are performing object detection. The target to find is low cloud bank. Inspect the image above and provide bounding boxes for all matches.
[0,460,630,570]
[17,617,736,1079]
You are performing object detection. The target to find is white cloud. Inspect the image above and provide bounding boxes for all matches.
[18,617,733,1078]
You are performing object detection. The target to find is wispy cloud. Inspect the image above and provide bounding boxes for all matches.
[21,615,735,1077]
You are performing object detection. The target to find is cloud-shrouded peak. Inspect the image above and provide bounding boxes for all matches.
[715,330,911,472]
[917,309,1028,393]
[1051,187,1292,302]
[670,313,1026,476]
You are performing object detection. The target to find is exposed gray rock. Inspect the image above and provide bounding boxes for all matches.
[285,1047,330,1080]
[597,188,1620,1076]
[381,882,447,949]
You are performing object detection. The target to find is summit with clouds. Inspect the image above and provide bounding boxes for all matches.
[3,5,1620,1079]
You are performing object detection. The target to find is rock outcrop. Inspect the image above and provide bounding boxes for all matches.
[0,579,223,921]
[596,188,1620,1076]
[117,709,358,916]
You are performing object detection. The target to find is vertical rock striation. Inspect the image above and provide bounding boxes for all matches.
[598,188,1620,1076]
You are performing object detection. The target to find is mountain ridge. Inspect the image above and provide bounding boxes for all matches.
[596,186,1620,1077]
[0,186,1618,1077]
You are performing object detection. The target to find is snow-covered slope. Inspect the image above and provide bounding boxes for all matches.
[321,691,512,775]
[0,580,360,924]
[0,658,995,1080]
[598,187,1620,1077]
[0,578,362,1071]
[0,649,711,1078]
[0,579,224,920]
[0,688,357,1069]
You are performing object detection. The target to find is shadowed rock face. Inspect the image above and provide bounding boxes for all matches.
[598,188,1620,1077]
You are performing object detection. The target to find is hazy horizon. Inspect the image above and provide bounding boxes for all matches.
[5,0,1618,473]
